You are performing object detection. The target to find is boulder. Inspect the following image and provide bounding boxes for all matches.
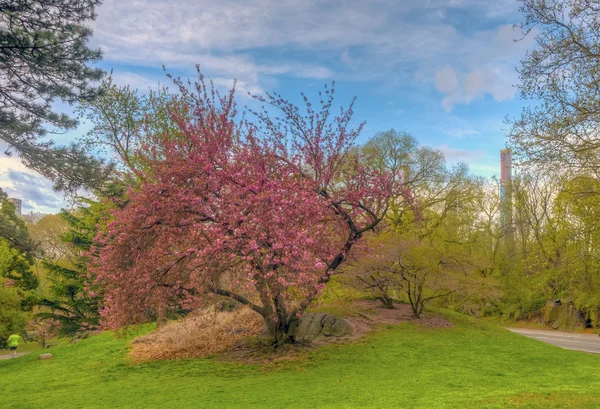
[295,313,352,342]
[38,353,53,360]
[543,300,585,329]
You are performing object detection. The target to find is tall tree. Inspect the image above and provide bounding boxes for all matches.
[509,0,600,175]
[362,129,445,192]
[0,0,109,191]
[92,76,409,346]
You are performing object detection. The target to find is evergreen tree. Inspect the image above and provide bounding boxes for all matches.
[0,0,109,191]
[37,200,110,335]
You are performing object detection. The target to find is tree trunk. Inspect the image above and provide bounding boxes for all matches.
[414,304,423,318]
[156,302,168,329]
[378,294,395,309]
[264,313,298,347]
[40,329,46,349]
[409,300,425,318]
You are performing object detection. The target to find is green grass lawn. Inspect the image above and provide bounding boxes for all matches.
[1,312,599,408]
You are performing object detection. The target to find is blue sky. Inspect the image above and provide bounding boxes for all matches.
[0,0,535,213]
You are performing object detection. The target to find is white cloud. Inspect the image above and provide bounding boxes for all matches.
[90,0,526,107]
[0,151,68,214]
[433,24,536,111]
[437,63,519,112]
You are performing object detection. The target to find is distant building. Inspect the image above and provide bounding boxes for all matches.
[500,148,512,201]
[8,198,22,215]
[500,149,513,240]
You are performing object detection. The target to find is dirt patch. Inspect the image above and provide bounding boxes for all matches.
[335,300,453,337]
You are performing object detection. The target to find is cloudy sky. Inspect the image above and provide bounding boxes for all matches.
[1,0,535,214]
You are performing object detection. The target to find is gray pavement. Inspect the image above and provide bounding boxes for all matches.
[507,327,600,354]
[0,352,28,360]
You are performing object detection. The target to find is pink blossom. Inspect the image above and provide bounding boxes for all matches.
[91,73,409,337]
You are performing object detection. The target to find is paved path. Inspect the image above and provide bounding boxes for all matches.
[507,328,600,354]
[0,352,28,360]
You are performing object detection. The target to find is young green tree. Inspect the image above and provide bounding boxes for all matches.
[349,154,498,315]
[351,224,486,317]
[76,76,147,174]
[362,130,445,186]
[0,0,108,191]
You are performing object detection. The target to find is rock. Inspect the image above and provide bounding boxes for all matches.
[295,313,352,342]
[543,300,585,329]
[38,353,53,360]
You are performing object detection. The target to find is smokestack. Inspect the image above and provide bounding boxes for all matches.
[500,149,513,238]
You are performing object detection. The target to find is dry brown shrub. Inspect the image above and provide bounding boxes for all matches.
[129,306,265,362]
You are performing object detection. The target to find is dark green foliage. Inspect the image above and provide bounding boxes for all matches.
[0,189,37,291]
[0,0,110,191]
[37,262,99,335]
[0,189,36,345]
[37,202,108,336]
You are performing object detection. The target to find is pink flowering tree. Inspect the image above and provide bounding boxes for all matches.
[91,72,410,345]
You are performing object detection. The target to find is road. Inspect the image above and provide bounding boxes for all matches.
[507,328,600,354]
[0,353,28,360]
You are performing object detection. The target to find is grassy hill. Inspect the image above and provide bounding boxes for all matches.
[1,311,599,408]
